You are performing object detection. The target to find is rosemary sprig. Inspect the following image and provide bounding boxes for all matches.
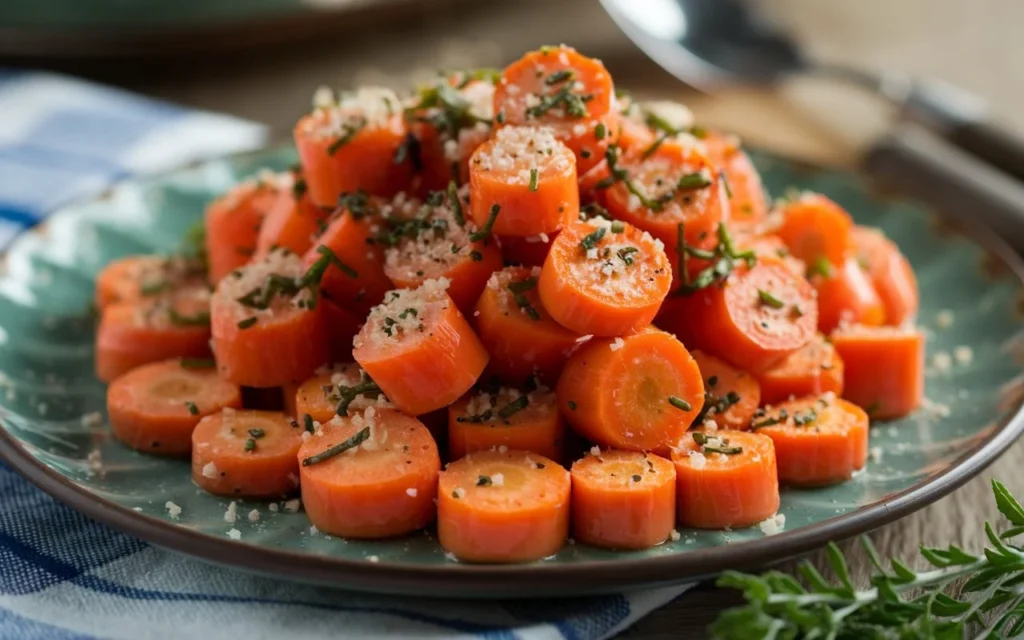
[406,82,490,140]
[334,379,383,415]
[301,427,370,466]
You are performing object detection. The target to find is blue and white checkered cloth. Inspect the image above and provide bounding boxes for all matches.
[0,70,691,639]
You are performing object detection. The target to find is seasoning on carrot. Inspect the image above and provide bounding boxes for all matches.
[299,407,440,538]
[756,333,844,405]
[775,192,854,268]
[811,256,886,333]
[353,278,488,415]
[293,362,389,425]
[571,449,676,549]
[191,409,305,498]
[253,172,331,259]
[690,350,761,430]
[95,255,199,311]
[852,226,919,326]
[437,449,570,562]
[702,132,768,230]
[538,218,672,336]
[448,382,564,461]
[107,359,241,456]
[831,324,925,419]
[752,393,869,486]
[556,327,704,453]
[671,430,780,529]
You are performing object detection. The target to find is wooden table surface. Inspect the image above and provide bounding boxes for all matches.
[61,0,1024,636]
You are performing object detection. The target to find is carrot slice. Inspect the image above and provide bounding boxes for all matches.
[775,193,854,268]
[353,278,488,415]
[95,284,213,383]
[812,256,886,333]
[496,232,557,268]
[448,384,564,461]
[690,350,761,430]
[557,327,704,453]
[437,449,570,562]
[191,409,304,498]
[660,255,818,372]
[210,250,328,388]
[753,394,869,486]
[570,449,676,549]
[735,232,805,277]
[205,177,280,283]
[299,408,440,538]
[107,359,241,456]
[305,197,393,316]
[615,98,698,155]
[380,190,502,315]
[494,45,618,172]
[702,132,768,230]
[294,87,411,207]
[603,138,727,250]
[671,430,779,529]
[852,226,919,326]
[95,255,199,311]
[294,362,389,425]
[756,333,844,405]
[474,265,580,385]
[538,218,672,336]
[322,298,362,363]
[831,324,925,419]
[253,177,331,260]
[468,126,579,236]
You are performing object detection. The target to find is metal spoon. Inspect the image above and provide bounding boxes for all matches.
[600,0,1024,183]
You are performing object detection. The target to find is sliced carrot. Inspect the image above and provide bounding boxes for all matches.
[831,324,925,419]
[756,333,844,405]
[538,218,672,336]
[603,138,727,250]
[690,350,761,430]
[852,226,919,326]
[556,327,704,453]
[205,177,280,283]
[702,132,768,230]
[775,193,853,268]
[253,179,331,260]
[812,256,886,333]
[671,430,779,529]
[210,250,328,388]
[735,232,805,277]
[95,284,213,383]
[614,96,657,153]
[191,409,304,498]
[322,298,362,363]
[496,232,557,268]
[294,362,388,425]
[299,408,440,538]
[437,449,569,562]
[577,159,612,206]
[448,384,564,461]
[380,190,502,315]
[294,87,411,207]
[95,255,199,311]
[474,265,580,385]
[753,394,869,486]
[468,125,578,236]
[660,256,818,372]
[107,359,241,456]
[570,449,676,549]
[353,278,488,415]
[617,99,696,156]
[494,45,618,172]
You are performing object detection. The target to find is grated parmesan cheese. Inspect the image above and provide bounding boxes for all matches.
[213,250,312,323]
[284,498,302,513]
[406,488,418,497]
[227,528,241,540]
[248,509,260,522]
[355,278,451,351]
[688,451,707,469]
[954,345,973,365]
[224,501,238,523]
[931,351,953,372]
[609,337,625,351]
[491,473,505,487]
[758,513,786,536]
[165,501,182,520]
[472,126,573,184]
[201,462,219,479]
[935,310,955,328]
[669,529,681,542]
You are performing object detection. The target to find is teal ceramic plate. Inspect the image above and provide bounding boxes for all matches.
[1,147,1023,598]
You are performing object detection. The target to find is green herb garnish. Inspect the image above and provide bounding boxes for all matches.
[758,289,785,309]
[507,277,541,321]
[185,401,198,415]
[334,379,383,415]
[529,168,539,192]
[168,309,211,327]
[751,409,789,429]
[301,427,370,466]
[237,317,258,330]
[326,117,367,155]
[469,205,500,242]
[692,431,743,455]
[180,358,216,369]
[580,226,607,252]
[669,396,693,412]
[677,172,713,191]
[808,257,834,279]
[476,475,493,486]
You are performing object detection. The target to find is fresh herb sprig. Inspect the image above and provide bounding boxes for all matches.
[674,222,756,295]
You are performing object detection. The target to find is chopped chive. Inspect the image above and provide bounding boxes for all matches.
[751,410,789,429]
[579,226,607,252]
[616,246,639,266]
[304,414,315,433]
[610,220,625,233]
[398,307,418,319]
[807,257,834,279]
[292,177,308,200]
[469,250,484,261]
[544,69,575,85]
[469,205,500,242]
[244,438,256,452]
[393,132,423,172]
[529,168,539,192]
[335,380,383,415]
[180,358,216,369]
[632,474,642,482]
[720,170,733,199]
[497,395,530,419]
[669,396,692,411]
[446,181,465,225]
[568,400,577,410]
[168,309,211,327]
[692,431,743,454]
[594,122,606,140]
[248,428,266,439]
[301,427,370,466]
[237,317,258,329]
[185,401,198,415]
[326,117,367,155]
[476,475,493,486]
[757,289,785,309]
[677,172,712,191]
[792,409,818,426]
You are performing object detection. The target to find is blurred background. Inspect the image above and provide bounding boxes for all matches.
[2,0,1021,168]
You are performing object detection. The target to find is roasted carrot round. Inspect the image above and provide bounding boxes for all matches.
[293,362,386,425]
[753,394,869,486]
[538,218,672,336]
[253,178,330,260]
[381,190,502,315]
[353,278,488,415]
[294,87,411,207]
[474,266,580,385]
[95,284,213,383]
[191,409,305,498]
[571,449,676,549]
[577,159,612,206]
[603,138,727,250]
[210,250,328,388]
[852,226,919,326]
[775,193,854,268]
[468,125,579,237]
[107,359,241,456]
[615,98,695,156]
[448,384,564,461]
[735,232,805,277]
[557,327,704,453]
[756,333,844,406]
[671,430,779,529]
[494,45,618,172]
[437,449,570,562]
[322,298,363,363]
[496,232,557,268]
[299,408,440,538]
[95,255,199,311]
[690,350,761,430]
[205,176,280,284]
[702,132,767,230]
[831,324,925,419]
[812,256,886,334]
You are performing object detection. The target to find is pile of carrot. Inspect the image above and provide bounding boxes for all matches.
[94,46,926,562]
